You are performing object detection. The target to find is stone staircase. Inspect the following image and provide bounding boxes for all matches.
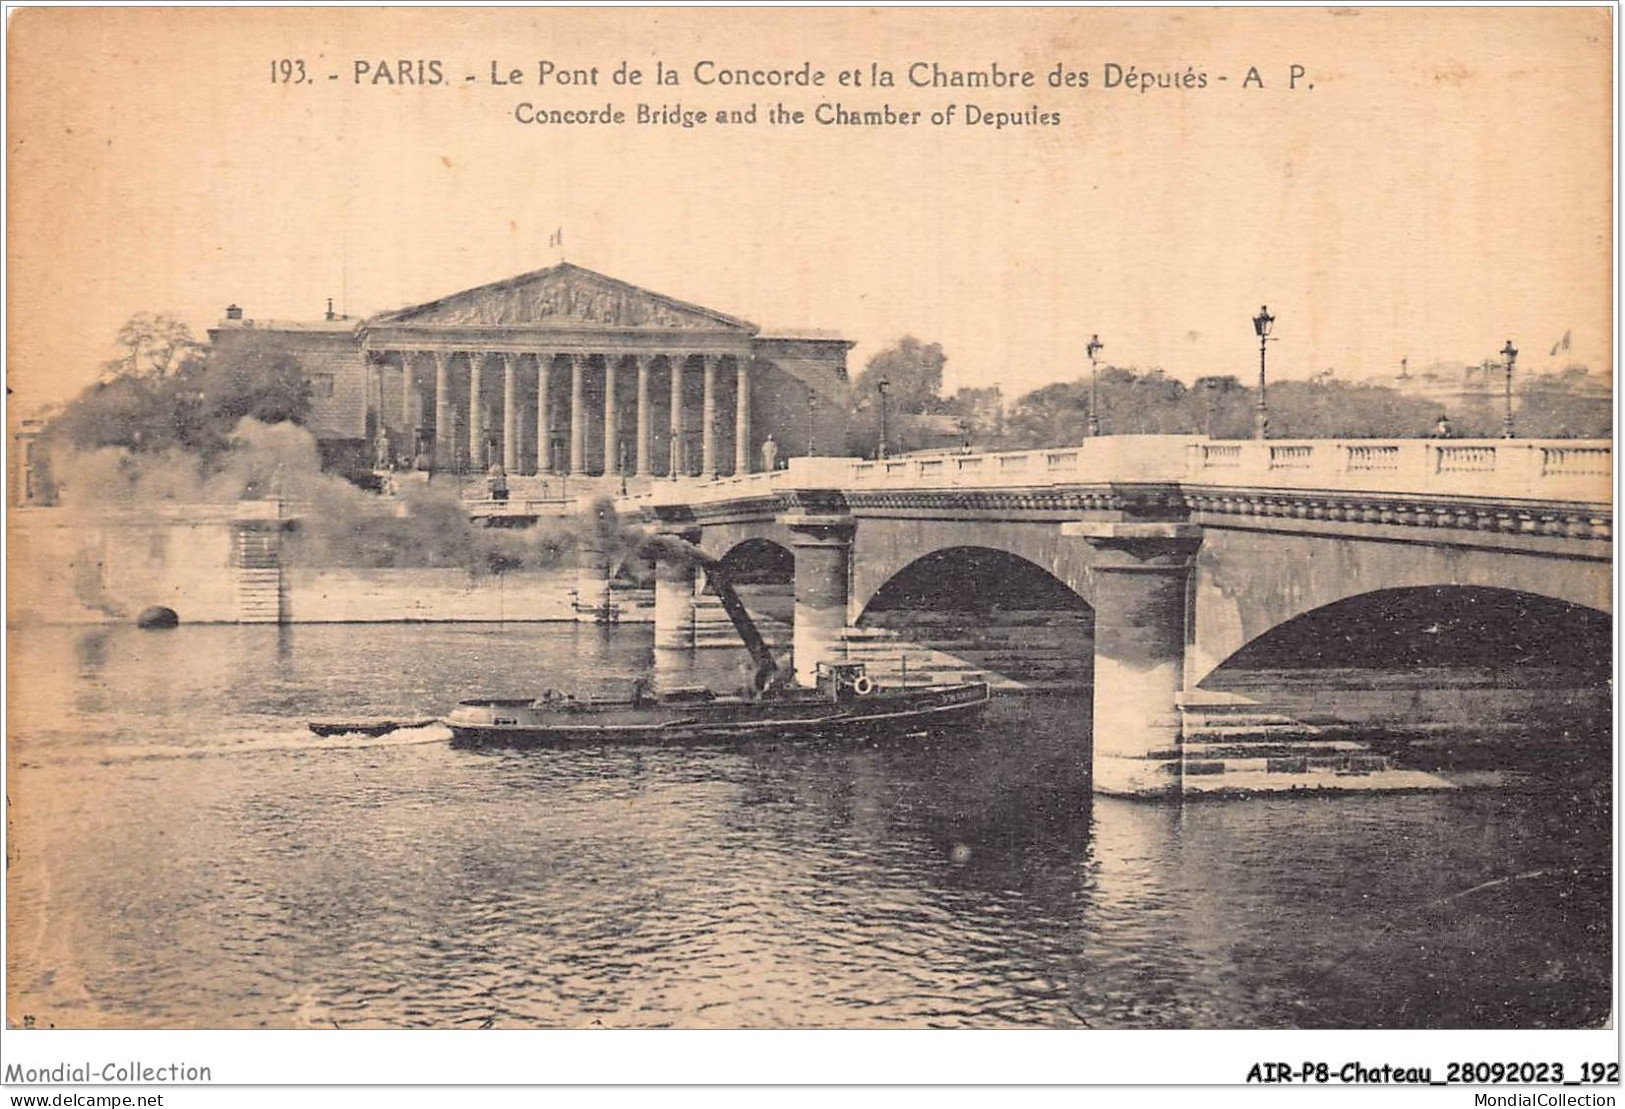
[838,613,1092,692]
[690,596,791,649]
[1176,690,1457,795]
[837,625,1029,690]
[233,525,285,624]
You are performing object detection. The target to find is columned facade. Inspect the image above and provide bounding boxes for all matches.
[354,262,850,482]
[432,351,452,469]
[701,355,719,479]
[735,354,752,474]
[372,343,756,479]
[669,354,687,476]
[634,356,652,477]
[502,353,519,473]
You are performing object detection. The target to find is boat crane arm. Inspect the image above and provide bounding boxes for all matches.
[699,559,784,695]
[652,535,783,695]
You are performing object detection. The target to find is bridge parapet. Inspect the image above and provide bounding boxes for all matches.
[1184,438,1610,504]
[847,435,1200,489]
[615,436,1610,513]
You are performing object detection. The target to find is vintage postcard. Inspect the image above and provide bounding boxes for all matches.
[3,3,1615,1094]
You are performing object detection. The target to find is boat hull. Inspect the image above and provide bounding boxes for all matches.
[445,683,990,748]
[308,719,437,737]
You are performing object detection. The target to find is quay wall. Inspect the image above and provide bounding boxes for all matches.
[6,507,652,627]
[9,507,241,625]
[287,568,651,624]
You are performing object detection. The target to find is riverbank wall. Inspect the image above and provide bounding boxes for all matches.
[7,504,653,626]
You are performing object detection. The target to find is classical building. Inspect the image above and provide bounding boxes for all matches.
[209,263,853,481]
[1368,358,1612,414]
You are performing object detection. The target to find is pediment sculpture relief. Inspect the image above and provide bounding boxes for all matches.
[410,274,723,330]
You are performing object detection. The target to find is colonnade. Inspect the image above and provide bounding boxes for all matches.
[383,350,753,477]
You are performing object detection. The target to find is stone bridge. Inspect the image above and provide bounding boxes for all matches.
[614,436,1612,798]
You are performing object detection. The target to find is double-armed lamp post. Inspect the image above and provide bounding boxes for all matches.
[1501,339,1518,439]
[1085,333,1104,437]
[1252,304,1276,441]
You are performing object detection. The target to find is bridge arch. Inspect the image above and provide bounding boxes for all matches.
[1200,585,1610,680]
[715,536,795,583]
[691,520,789,564]
[856,544,1093,624]
[1189,526,1612,685]
[1195,585,1611,747]
[854,545,1095,692]
[849,519,1097,620]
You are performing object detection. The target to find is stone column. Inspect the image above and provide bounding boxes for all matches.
[569,354,586,475]
[467,352,485,467]
[635,355,652,477]
[701,355,718,479]
[653,533,700,649]
[575,530,612,623]
[535,355,553,474]
[669,354,686,476]
[1062,521,1203,799]
[603,354,620,476]
[432,351,452,468]
[398,353,415,436]
[782,514,855,687]
[734,353,752,475]
[502,353,519,473]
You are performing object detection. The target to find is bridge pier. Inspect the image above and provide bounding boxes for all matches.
[575,534,613,623]
[1065,522,1203,799]
[782,513,855,687]
[653,532,699,649]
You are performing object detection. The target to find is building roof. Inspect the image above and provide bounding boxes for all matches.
[213,317,361,334]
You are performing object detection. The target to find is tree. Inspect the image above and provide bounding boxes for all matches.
[1517,380,1611,438]
[102,312,201,380]
[46,373,179,454]
[1187,376,1253,438]
[197,344,312,442]
[1003,381,1091,448]
[847,337,949,457]
[40,322,312,498]
[1091,366,1190,435]
[942,385,1005,447]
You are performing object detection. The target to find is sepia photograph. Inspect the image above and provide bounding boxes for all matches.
[2,2,1616,1093]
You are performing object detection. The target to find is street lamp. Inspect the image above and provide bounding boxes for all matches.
[1085,333,1104,437]
[1501,339,1518,439]
[807,385,818,456]
[877,377,891,460]
[1252,305,1276,440]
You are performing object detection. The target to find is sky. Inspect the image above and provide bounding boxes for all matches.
[7,6,1613,417]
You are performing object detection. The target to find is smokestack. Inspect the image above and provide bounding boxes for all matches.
[325,297,337,322]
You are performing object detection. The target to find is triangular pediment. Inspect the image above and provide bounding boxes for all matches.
[370,263,756,333]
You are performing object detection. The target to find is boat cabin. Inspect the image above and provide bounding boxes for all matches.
[817,662,876,702]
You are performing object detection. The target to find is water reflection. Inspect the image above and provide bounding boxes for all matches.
[5,622,1611,1029]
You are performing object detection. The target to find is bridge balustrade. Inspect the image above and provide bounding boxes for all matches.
[615,436,1610,511]
[1182,439,1611,503]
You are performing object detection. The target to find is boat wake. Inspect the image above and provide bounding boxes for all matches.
[16,723,452,768]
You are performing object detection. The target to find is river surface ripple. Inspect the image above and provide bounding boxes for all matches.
[6,623,1610,1029]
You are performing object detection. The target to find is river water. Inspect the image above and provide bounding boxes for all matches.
[6,622,1610,1029]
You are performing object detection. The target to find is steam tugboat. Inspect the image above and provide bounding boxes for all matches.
[443,545,990,748]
